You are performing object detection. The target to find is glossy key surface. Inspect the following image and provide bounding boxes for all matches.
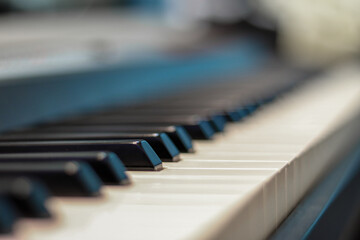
[53,116,216,140]
[0,162,102,196]
[0,177,51,218]
[0,133,180,162]
[12,125,194,153]
[0,152,129,185]
[0,140,163,170]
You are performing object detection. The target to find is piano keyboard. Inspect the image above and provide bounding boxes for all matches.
[0,62,357,240]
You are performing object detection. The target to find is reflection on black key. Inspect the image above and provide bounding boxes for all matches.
[0,133,180,162]
[18,125,194,153]
[0,152,129,185]
[0,162,102,196]
[0,195,17,234]
[0,140,163,170]
[0,177,51,218]
[54,116,215,140]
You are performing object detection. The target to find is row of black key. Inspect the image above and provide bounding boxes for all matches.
[0,177,50,233]
[0,59,308,233]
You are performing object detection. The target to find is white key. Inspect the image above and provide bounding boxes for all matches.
[13,63,360,240]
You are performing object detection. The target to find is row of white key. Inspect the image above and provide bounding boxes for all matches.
[10,63,360,240]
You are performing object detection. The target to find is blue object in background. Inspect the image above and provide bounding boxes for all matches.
[0,37,270,133]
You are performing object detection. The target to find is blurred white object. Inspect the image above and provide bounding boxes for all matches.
[163,0,250,27]
[161,0,360,66]
[257,0,360,66]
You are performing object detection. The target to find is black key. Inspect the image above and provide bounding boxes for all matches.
[128,99,235,109]
[0,152,129,185]
[16,125,194,153]
[81,114,227,133]
[0,161,102,196]
[88,110,227,132]
[0,140,163,170]
[223,110,243,122]
[0,177,51,218]
[130,103,249,122]
[0,133,180,162]
[209,114,227,132]
[134,101,254,120]
[102,106,241,123]
[0,195,17,234]
[235,108,249,119]
[179,120,214,139]
[54,116,215,140]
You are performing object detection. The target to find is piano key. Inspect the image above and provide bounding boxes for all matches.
[235,108,249,119]
[224,110,244,122]
[0,177,51,218]
[244,103,261,114]
[208,114,227,132]
[0,132,180,162]
[0,152,129,185]
[0,162,102,197]
[0,140,163,170]
[97,107,234,122]
[0,195,18,234]
[126,68,304,117]
[114,101,253,123]
[52,116,216,140]
[12,125,194,153]
[13,64,360,240]
[158,96,255,115]
[86,109,228,132]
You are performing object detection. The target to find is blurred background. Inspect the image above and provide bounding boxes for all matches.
[0,0,359,72]
[0,0,359,132]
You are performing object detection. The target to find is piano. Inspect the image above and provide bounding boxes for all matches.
[0,2,360,240]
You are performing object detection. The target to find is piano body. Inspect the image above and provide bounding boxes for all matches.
[0,2,360,240]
